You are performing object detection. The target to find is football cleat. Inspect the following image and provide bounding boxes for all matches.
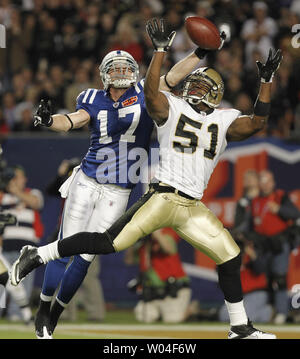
[228,319,276,339]
[36,326,53,340]
[10,246,43,286]
[35,309,53,339]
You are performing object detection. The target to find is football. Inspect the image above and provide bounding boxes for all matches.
[185,16,221,50]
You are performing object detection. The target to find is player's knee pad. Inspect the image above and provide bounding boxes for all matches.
[272,274,287,290]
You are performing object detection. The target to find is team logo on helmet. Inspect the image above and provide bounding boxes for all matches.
[99,50,139,90]
[182,67,224,108]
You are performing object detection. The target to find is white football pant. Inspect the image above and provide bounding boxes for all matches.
[58,168,131,262]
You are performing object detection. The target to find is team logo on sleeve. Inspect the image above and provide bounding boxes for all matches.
[122,96,138,107]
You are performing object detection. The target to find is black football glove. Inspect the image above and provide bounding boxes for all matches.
[34,99,53,127]
[256,48,283,83]
[146,18,176,52]
[194,31,227,59]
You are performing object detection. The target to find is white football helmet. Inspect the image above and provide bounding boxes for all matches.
[99,50,139,90]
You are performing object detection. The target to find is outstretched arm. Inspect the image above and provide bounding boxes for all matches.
[158,52,201,91]
[34,100,90,132]
[159,32,226,91]
[144,19,176,125]
[227,49,282,142]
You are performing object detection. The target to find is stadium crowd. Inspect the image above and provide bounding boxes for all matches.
[0,0,299,138]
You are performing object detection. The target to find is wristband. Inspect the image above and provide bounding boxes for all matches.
[254,99,271,117]
[64,114,74,131]
[155,48,166,53]
[194,47,208,59]
[260,75,273,83]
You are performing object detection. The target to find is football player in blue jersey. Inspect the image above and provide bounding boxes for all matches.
[26,45,223,338]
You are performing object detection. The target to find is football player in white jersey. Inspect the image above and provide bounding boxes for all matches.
[11,19,282,339]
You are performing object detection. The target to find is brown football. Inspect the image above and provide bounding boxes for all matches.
[185,16,221,50]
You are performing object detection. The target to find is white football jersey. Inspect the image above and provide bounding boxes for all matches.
[154,91,241,199]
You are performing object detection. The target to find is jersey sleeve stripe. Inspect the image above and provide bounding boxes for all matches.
[89,89,97,104]
[134,83,141,93]
[82,89,92,103]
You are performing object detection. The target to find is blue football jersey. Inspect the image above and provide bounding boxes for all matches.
[76,80,154,189]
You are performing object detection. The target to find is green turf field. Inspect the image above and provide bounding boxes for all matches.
[1,309,300,339]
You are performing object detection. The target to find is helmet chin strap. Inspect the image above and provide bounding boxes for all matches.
[185,97,214,114]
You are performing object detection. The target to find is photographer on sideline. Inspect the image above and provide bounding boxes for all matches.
[0,165,44,321]
[126,228,191,323]
[0,213,33,323]
[250,170,300,324]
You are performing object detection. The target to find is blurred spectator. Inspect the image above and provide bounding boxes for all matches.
[49,65,67,110]
[223,75,243,105]
[0,109,10,135]
[241,1,278,69]
[171,24,197,63]
[195,0,214,19]
[126,228,191,323]
[0,0,13,28]
[12,72,26,104]
[250,170,300,324]
[234,93,254,116]
[58,20,81,62]
[2,92,17,130]
[0,213,33,324]
[13,104,40,132]
[233,169,260,234]
[5,8,35,73]
[64,66,91,112]
[35,13,58,67]
[219,169,273,323]
[0,0,297,139]
[0,165,44,321]
[109,18,144,63]
[290,0,300,17]
[218,238,273,324]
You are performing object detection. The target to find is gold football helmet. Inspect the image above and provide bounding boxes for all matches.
[182,67,224,108]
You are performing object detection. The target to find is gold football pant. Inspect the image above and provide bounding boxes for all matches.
[111,188,240,265]
[0,258,7,276]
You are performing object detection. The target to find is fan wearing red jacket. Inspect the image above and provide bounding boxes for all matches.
[251,170,300,324]
[218,238,273,323]
[130,227,191,323]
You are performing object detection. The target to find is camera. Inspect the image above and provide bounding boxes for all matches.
[0,145,16,191]
[0,213,17,235]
